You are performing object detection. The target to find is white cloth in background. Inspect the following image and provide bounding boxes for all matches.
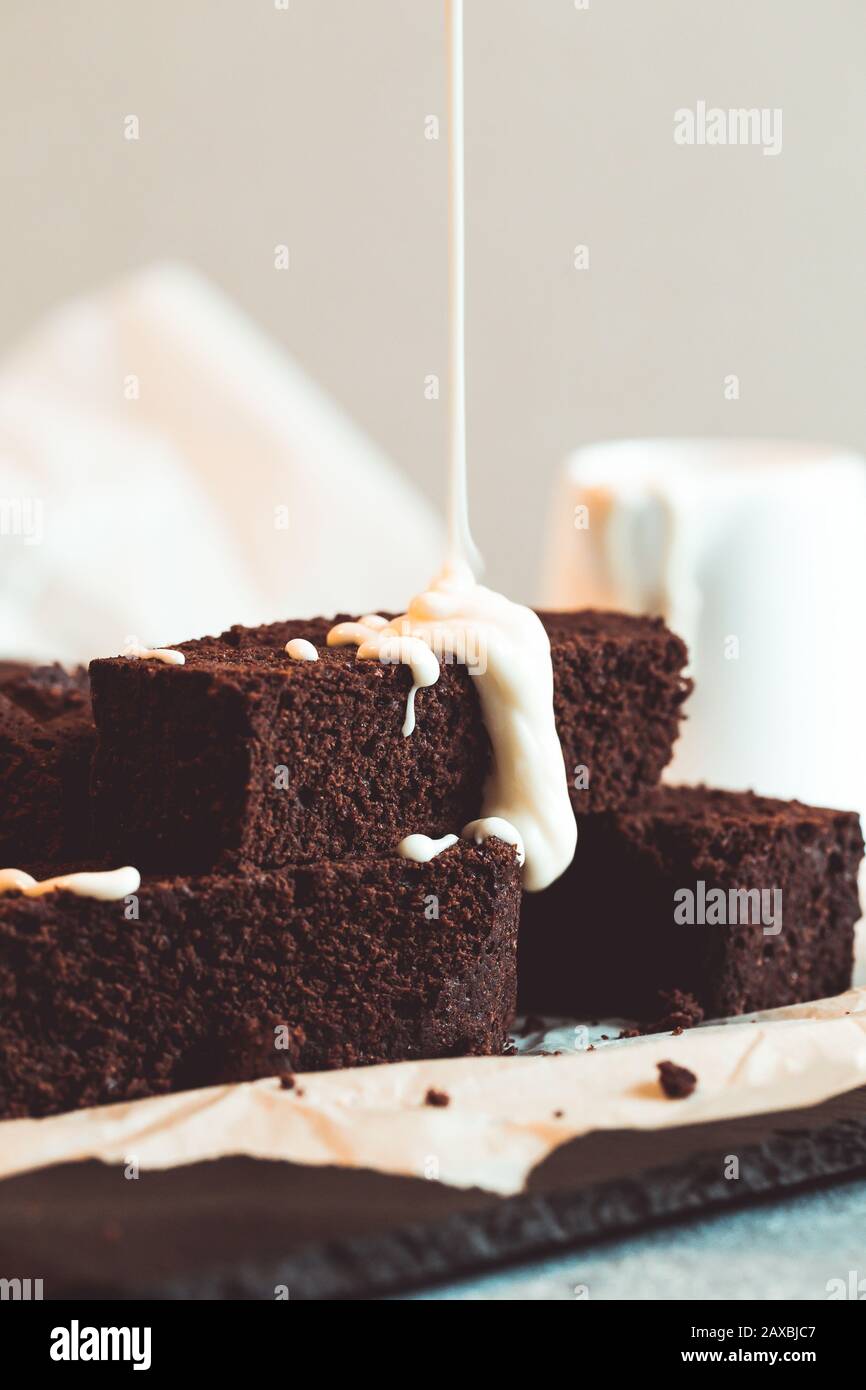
[0,264,443,664]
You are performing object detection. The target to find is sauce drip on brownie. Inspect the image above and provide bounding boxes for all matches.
[0,866,140,901]
[284,638,319,663]
[123,641,185,666]
[397,833,459,863]
[327,1,576,893]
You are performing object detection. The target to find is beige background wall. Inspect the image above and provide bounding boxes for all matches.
[2,0,864,600]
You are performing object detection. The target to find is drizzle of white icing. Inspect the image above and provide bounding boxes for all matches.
[324,1,577,893]
[123,641,185,666]
[285,638,319,662]
[0,869,35,893]
[0,866,141,901]
[462,817,526,866]
[397,833,459,863]
[444,0,482,577]
[328,617,440,736]
[329,580,575,889]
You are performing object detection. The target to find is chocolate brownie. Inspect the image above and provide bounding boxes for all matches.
[0,663,95,869]
[0,838,520,1120]
[519,786,864,1021]
[89,611,689,874]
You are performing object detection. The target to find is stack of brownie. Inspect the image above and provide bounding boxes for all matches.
[0,607,862,1121]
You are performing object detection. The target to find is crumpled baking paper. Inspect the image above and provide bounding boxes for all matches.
[2,987,866,1197]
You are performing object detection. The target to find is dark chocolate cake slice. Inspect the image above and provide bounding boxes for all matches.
[0,839,520,1120]
[0,663,95,869]
[519,785,864,1021]
[89,611,689,874]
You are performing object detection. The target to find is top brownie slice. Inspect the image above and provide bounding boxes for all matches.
[89,610,689,874]
[0,663,96,868]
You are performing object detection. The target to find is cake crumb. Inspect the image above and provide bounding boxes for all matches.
[425,1087,450,1108]
[553,1109,564,1119]
[643,989,704,1035]
[657,1060,697,1099]
[279,1074,296,1091]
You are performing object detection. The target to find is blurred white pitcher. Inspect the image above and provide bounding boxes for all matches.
[543,439,866,815]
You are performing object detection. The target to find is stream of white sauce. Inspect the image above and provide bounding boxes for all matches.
[326,2,576,892]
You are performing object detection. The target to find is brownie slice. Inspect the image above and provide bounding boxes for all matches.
[519,786,864,1021]
[541,611,690,814]
[0,663,95,868]
[0,839,520,1120]
[89,611,689,874]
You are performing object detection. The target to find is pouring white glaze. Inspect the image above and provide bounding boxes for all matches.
[327,618,440,736]
[328,1,576,893]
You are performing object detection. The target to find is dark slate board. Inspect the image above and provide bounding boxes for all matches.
[3,1086,866,1300]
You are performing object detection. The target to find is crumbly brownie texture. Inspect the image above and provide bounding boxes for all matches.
[89,616,490,875]
[539,611,690,815]
[642,989,705,1035]
[0,664,95,869]
[519,786,864,1021]
[0,839,520,1120]
[89,611,689,874]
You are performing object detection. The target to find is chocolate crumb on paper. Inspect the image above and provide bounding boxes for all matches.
[643,989,705,1035]
[657,1060,697,1099]
[424,1088,450,1108]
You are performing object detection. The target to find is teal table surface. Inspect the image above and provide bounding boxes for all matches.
[402,1177,866,1301]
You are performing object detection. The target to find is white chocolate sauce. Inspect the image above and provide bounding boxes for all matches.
[444,0,481,577]
[328,617,439,736]
[462,817,526,867]
[328,2,576,893]
[123,641,185,666]
[397,833,459,863]
[334,578,575,889]
[0,866,141,901]
[285,638,319,662]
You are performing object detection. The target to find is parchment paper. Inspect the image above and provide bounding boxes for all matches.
[2,986,866,1197]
